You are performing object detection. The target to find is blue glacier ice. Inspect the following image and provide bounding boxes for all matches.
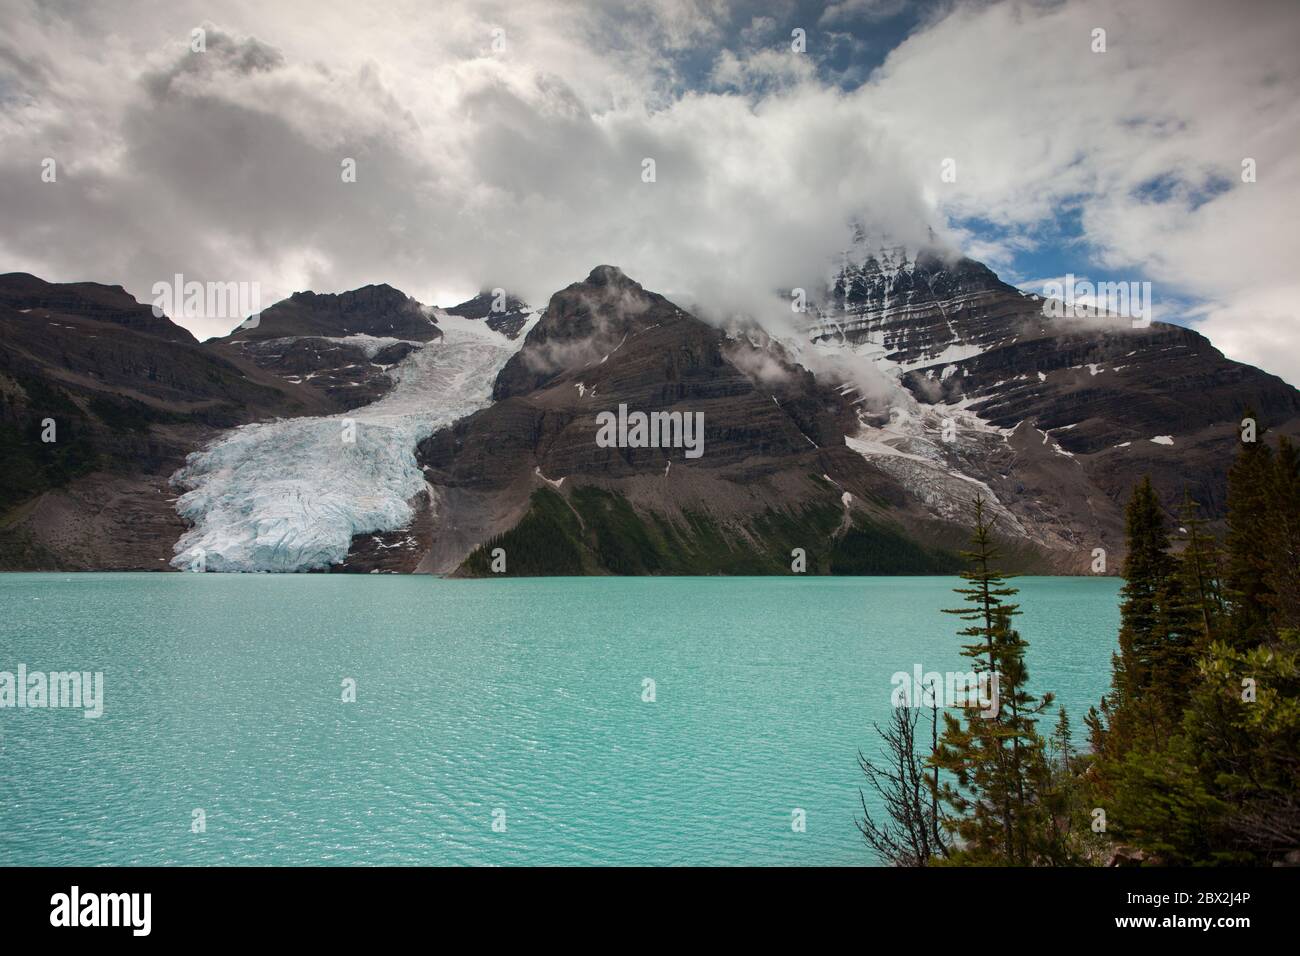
[170,312,536,571]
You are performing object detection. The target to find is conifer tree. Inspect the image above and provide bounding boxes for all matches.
[992,605,1054,863]
[932,496,1052,864]
[1052,705,1073,770]
[1086,477,1220,860]
[1116,477,1175,699]
[1185,628,1300,860]
[1175,491,1226,646]
[941,495,1019,675]
[1088,432,1300,864]
[1262,437,1300,632]
[1225,419,1277,646]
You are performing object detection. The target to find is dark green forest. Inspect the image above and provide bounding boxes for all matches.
[460,484,964,577]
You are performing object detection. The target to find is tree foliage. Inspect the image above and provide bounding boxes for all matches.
[861,429,1300,866]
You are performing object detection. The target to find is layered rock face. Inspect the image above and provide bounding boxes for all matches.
[813,247,1018,367]
[208,284,441,409]
[806,245,1300,547]
[208,286,535,410]
[445,290,532,339]
[225,284,440,342]
[3,251,1297,576]
[481,264,850,472]
[0,273,332,569]
[0,272,199,344]
[417,266,978,576]
[417,253,1300,577]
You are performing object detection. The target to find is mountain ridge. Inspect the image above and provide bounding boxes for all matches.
[2,253,1296,574]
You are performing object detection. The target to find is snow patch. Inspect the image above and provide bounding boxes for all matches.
[897,341,987,372]
[535,466,566,489]
[842,398,1025,534]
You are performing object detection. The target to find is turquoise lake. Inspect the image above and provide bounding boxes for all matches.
[0,574,1120,866]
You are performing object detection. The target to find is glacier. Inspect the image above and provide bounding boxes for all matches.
[170,311,537,571]
[758,323,1029,537]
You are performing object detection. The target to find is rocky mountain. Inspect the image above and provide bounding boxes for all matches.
[797,245,1300,563]
[416,264,991,576]
[0,273,331,568]
[413,252,1300,576]
[209,284,441,410]
[0,275,516,569]
[228,284,441,342]
[444,289,533,339]
[2,250,1297,575]
[0,271,199,344]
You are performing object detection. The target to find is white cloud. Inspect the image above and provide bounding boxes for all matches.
[0,0,935,342]
[1,0,1298,387]
[819,0,909,27]
[857,0,1300,383]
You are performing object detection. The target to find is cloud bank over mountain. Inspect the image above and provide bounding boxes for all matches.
[1,0,1297,383]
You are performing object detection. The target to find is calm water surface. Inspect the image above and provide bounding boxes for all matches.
[0,574,1119,865]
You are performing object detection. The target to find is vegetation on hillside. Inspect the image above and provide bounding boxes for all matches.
[459,484,966,577]
[859,424,1300,866]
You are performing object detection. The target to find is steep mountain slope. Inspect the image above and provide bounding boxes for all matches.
[414,254,1300,577]
[0,272,199,344]
[802,245,1300,561]
[4,248,1296,576]
[416,265,1010,576]
[207,284,442,410]
[444,290,532,339]
[171,311,533,572]
[0,275,512,570]
[0,273,332,568]
[813,247,1016,368]
[226,284,441,342]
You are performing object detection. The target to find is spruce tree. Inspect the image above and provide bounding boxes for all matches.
[992,605,1054,863]
[1225,420,1277,646]
[1116,476,1175,699]
[933,495,1052,864]
[941,494,1019,675]
[1089,434,1300,864]
[1262,437,1300,632]
[1175,491,1226,646]
[1052,705,1073,770]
